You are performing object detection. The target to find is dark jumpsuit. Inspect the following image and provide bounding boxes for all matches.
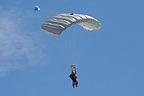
[69,72,78,87]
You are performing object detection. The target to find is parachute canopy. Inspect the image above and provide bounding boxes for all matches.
[42,13,102,35]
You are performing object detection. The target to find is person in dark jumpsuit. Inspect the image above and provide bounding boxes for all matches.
[69,69,78,88]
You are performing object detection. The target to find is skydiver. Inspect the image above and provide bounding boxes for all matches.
[69,68,78,88]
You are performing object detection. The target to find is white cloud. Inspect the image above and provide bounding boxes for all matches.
[0,8,49,75]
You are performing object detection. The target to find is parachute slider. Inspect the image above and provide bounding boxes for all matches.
[70,64,76,69]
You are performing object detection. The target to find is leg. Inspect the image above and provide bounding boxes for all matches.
[75,80,78,87]
[72,82,75,88]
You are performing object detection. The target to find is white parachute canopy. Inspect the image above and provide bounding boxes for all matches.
[42,13,102,35]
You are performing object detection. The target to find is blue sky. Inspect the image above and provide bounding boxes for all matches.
[0,0,144,96]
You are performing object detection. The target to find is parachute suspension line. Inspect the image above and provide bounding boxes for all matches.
[44,32,73,68]
[56,33,72,67]
[72,27,81,67]
[70,31,76,64]
[58,28,79,67]
[47,31,79,67]
[66,28,80,67]
[58,27,85,68]
[63,31,72,65]
[63,27,81,69]
[51,30,75,66]
[65,30,75,65]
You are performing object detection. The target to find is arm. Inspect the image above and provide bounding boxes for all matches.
[75,69,76,75]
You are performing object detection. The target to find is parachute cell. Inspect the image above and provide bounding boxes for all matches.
[42,13,102,35]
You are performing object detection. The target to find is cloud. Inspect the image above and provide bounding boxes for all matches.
[0,8,48,75]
